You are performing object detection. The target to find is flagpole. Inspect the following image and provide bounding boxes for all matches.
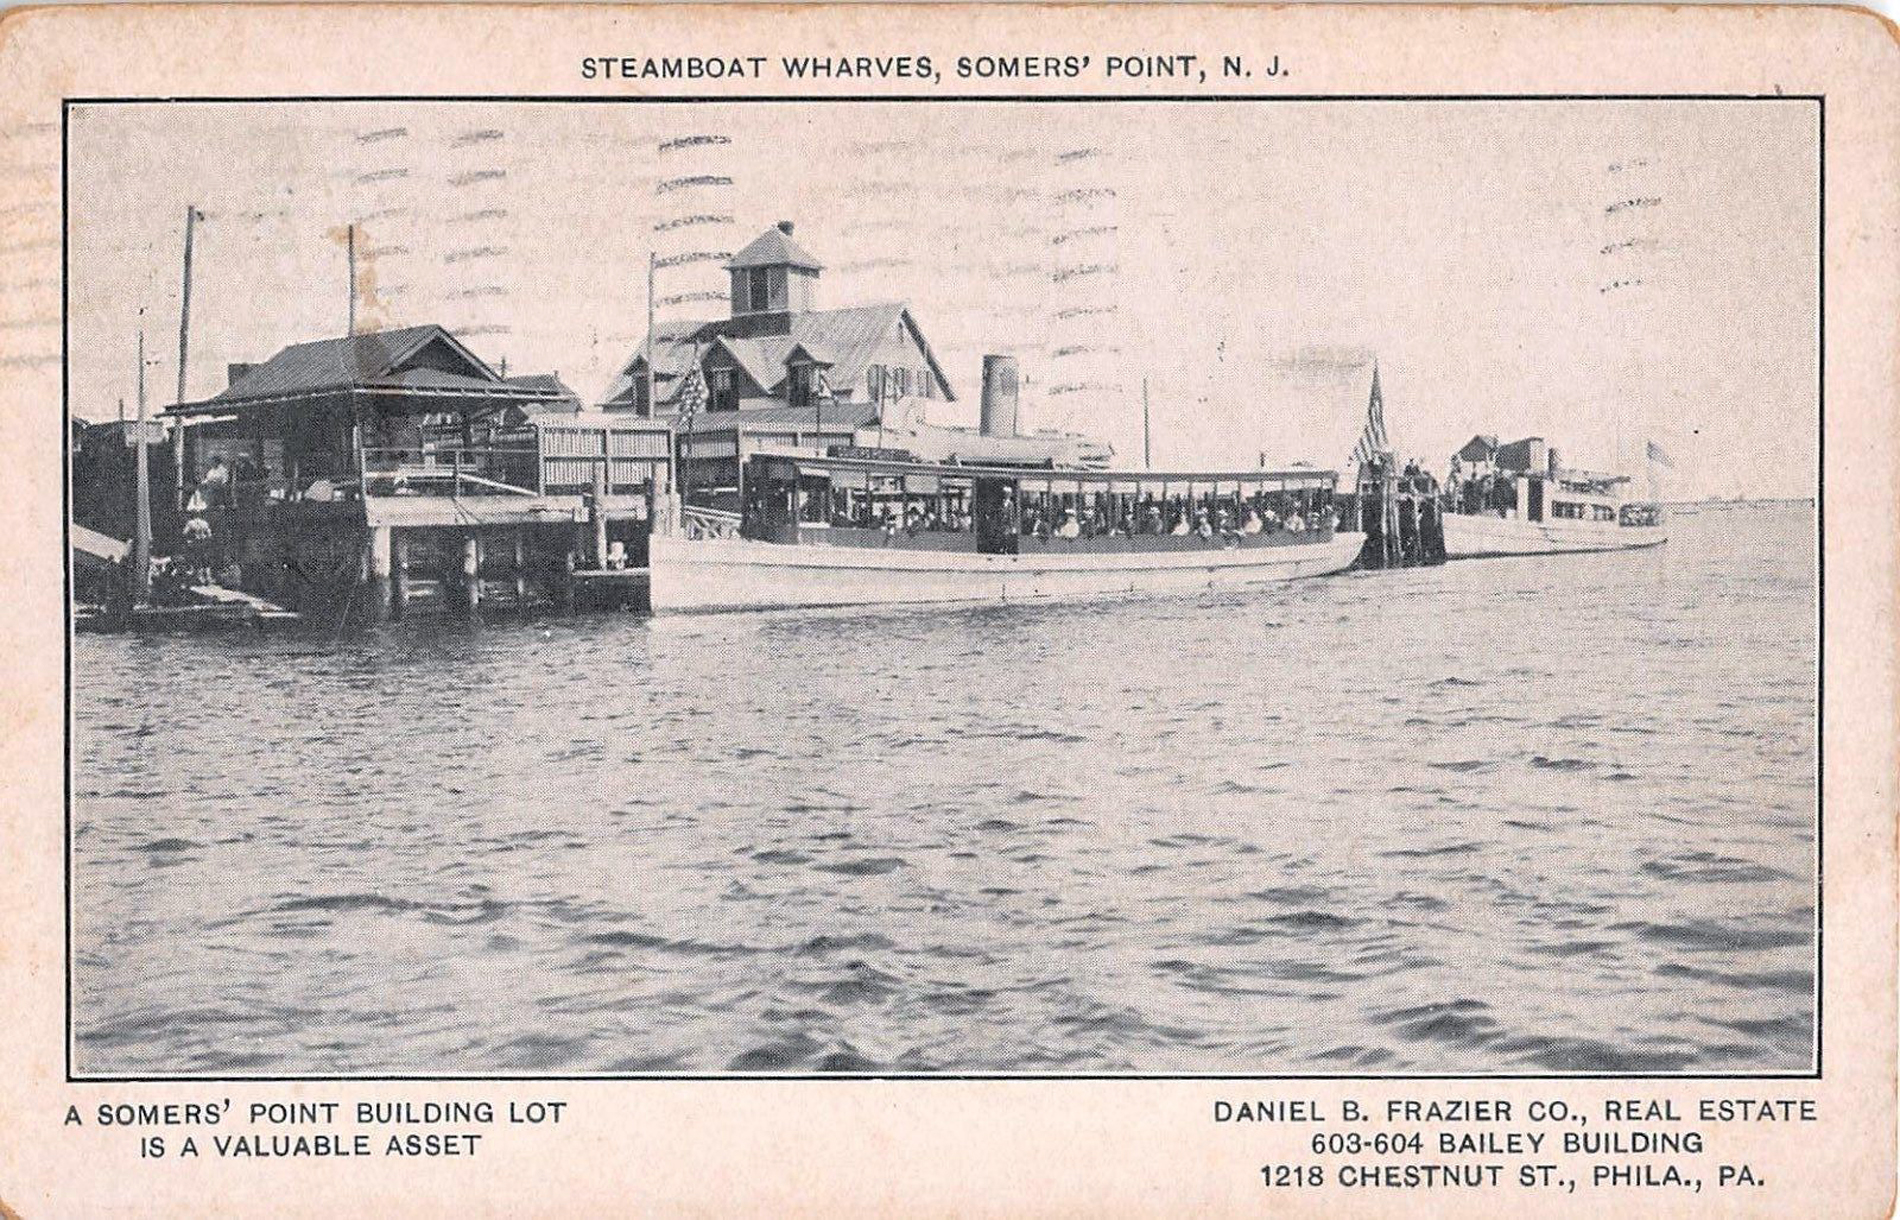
[876,367,887,452]
[679,343,698,508]
[133,327,152,605]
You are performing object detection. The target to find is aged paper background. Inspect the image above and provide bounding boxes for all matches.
[1,3,1895,1215]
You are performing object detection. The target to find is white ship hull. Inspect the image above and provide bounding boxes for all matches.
[649,531,1366,613]
[1441,513,1667,559]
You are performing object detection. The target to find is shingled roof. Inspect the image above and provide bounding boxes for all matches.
[505,372,583,413]
[170,324,565,416]
[675,396,882,435]
[603,302,955,409]
[726,222,823,272]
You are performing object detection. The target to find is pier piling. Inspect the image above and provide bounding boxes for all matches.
[461,534,481,615]
[591,462,610,568]
[392,530,410,617]
[366,525,393,624]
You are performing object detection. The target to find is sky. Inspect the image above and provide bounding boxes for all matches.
[58,99,1820,499]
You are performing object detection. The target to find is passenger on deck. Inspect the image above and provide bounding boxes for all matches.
[605,540,628,570]
[1242,509,1263,535]
[181,515,214,583]
[1056,512,1080,540]
[199,457,231,507]
[1285,512,1306,533]
[1194,511,1214,541]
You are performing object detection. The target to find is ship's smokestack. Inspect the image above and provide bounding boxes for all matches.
[980,355,1018,438]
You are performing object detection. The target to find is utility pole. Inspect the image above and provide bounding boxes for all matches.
[172,204,199,510]
[133,329,153,604]
[643,251,657,418]
[347,222,357,337]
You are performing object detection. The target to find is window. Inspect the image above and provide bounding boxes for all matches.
[709,368,736,413]
[788,363,814,410]
[866,364,885,400]
[894,367,910,397]
[919,367,933,399]
[748,268,771,313]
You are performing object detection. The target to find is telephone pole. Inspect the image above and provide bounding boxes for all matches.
[643,251,657,417]
[172,204,198,509]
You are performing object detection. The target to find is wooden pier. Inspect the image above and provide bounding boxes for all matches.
[1352,459,1447,569]
[140,328,679,626]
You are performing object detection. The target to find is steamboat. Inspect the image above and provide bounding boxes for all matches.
[1438,434,1666,559]
[649,451,1361,613]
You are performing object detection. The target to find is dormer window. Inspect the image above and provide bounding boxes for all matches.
[788,363,816,410]
[748,268,772,314]
[708,368,736,413]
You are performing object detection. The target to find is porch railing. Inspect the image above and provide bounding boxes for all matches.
[682,506,742,540]
[360,446,541,497]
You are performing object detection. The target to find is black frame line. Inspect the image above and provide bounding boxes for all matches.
[61,92,1827,1085]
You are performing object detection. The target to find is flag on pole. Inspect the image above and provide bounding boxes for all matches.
[1645,439,1674,469]
[1350,362,1390,468]
[675,352,707,423]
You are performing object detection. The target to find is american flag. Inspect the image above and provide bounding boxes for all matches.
[1350,362,1390,469]
[675,350,707,422]
[1645,438,1674,469]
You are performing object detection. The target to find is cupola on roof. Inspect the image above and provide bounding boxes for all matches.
[726,221,824,272]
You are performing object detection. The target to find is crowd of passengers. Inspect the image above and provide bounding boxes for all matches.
[1446,471,1526,517]
[811,490,1340,541]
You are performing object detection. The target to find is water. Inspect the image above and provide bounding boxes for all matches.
[71,506,1818,1075]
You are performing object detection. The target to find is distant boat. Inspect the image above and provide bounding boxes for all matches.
[648,450,1363,612]
[1439,436,1666,559]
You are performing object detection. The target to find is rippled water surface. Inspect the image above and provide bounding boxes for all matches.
[72,506,1817,1075]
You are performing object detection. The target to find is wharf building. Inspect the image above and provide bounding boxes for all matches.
[602,221,1111,507]
[159,323,672,618]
